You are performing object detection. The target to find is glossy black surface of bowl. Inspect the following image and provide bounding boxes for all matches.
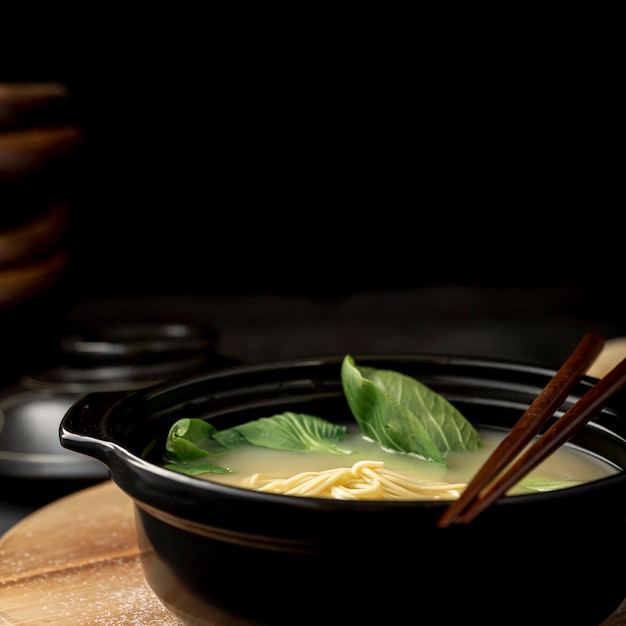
[60,354,626,625]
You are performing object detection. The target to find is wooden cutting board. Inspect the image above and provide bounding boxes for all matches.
[0,480,184,625]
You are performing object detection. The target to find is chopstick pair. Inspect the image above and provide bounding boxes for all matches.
[437,332,626,528]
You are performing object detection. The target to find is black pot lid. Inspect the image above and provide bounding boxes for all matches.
[0,321,237,483]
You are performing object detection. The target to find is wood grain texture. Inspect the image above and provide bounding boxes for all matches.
[0,247,68,311]
[0,83,69,131]
[0,203,68,267]
[0,125,81,182]
[0,480,183,625]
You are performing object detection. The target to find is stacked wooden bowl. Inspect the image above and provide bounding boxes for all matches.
[0,82,81,312]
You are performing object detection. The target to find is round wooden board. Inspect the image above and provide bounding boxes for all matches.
[0,480,184,625]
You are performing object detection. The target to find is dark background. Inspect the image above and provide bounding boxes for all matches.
[2,42,623,374]
[3,45,619,292]
[59,68,622,301]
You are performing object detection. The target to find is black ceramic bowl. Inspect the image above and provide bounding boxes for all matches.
[60,354,626,626]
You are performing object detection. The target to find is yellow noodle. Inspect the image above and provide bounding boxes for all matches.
[245,460,468,501]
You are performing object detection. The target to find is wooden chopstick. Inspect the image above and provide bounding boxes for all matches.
[437,332,608,528]
[454,354,626,525]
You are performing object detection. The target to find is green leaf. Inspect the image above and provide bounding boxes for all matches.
[164,459,233,476]
[520,479,582,493]
[212,412,352,454]
[165,418,225,462]
[210,428,247,448]
[341,355,482,466]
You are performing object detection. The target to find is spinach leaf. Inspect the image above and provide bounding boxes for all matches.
[341,355,482,466]
[212,412,352,454]
[165,418,225,462]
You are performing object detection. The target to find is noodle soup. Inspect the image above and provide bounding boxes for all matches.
[201,426,618,500]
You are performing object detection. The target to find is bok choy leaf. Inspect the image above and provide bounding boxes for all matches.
[213,412,351,454]
[341,355,482,466]
[165,417,225,462]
